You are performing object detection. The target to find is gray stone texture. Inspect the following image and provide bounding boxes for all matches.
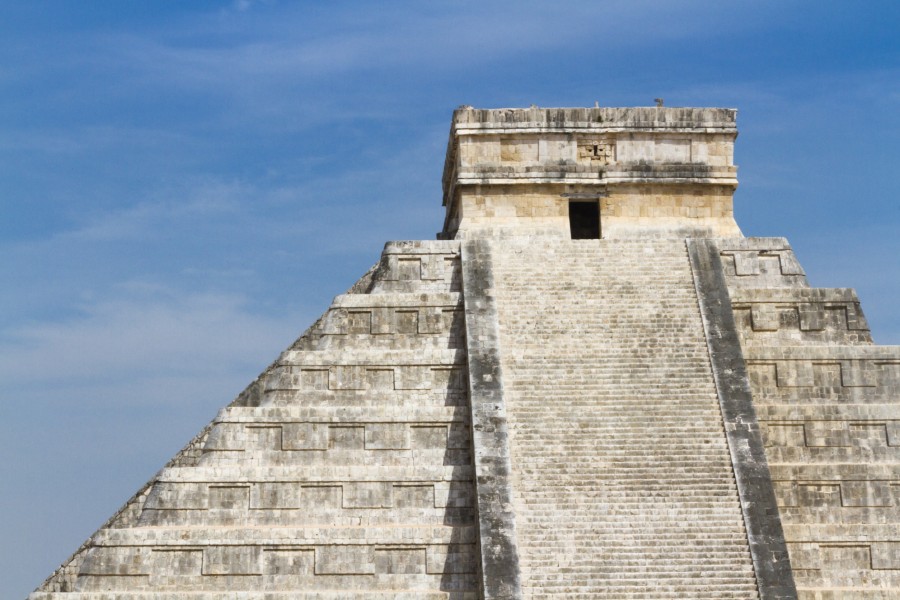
[31,106,900,600]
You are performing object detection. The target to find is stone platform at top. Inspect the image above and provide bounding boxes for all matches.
[441,105,741,239]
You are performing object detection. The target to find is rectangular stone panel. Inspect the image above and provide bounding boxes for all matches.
[434,481,474,508]
[300,369,329,390]
[365,423,410,450]
[149,549,203,583]
[871,542,900,569]
[331,366,367,390]
[204,423,249,451]
[432,367,466,390]
[840,481,894,507]
[410,426,448,449]
[804,422,851,447]
[370,308,392,334]
[247,425,281,450]
[764,423,807,447]
[282,423,329,450]
[796,483,842,507]
[750,303,780,331]
[328,426,365,449]
[776,361,815,387]
[365,368,395,390]
[374,548,427,574]
[343,482,392,508]
[395,310,419,334]
[145,482,208,510]
[203,546,262,575]
[798,303,826,331]
[426,544,476,574]
[346,311,372,334]
[819,544,871,570]
[252,482,301,509]
[315,546,376,575]
[80,546,152,575]
[841,360,878,387]
[396,366,432,390]
[263,548,315,576]
[397,258,422,280]
[419,307,444,334]
[393,484,434,508]
[208,485,250,510]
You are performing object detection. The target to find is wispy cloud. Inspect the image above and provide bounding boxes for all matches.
[0,285,303,405]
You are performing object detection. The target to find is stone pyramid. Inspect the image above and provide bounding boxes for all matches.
[31,106,900,599]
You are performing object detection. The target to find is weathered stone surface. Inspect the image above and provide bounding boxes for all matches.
[31,105,899,600]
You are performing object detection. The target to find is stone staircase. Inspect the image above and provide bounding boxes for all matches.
[31,241,479,599]
[489,238,760,599]
[718,237,900,598]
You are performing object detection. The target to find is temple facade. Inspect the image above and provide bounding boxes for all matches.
[31,107,900,599]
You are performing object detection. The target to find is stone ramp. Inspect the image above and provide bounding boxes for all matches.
[31,241,478,599]
[490,238,760,598]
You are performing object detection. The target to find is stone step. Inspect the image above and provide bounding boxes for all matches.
[93,524,475,546]
[157,465,471,483]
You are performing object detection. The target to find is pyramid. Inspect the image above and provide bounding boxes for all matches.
[31,106,900,599]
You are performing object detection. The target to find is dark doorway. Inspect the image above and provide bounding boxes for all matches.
[569,201,600,239]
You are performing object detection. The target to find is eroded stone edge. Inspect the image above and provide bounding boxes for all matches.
[460,239,523,600]
[687,238,798,600]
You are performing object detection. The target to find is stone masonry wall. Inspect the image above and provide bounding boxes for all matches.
[718,237,900,598]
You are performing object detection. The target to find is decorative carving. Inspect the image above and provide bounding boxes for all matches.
[577,139,615,164]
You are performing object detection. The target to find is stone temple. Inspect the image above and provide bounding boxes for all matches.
[31,106,900,599]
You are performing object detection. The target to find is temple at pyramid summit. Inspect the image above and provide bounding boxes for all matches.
[31,106,900,599]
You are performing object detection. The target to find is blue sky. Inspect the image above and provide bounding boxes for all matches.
[2,1,899,595]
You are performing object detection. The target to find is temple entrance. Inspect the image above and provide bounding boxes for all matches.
[568,201,600,239]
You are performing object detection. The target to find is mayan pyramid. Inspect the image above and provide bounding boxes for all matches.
[30,106,900,599]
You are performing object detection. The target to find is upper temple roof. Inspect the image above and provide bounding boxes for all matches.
[450,106,738,132]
